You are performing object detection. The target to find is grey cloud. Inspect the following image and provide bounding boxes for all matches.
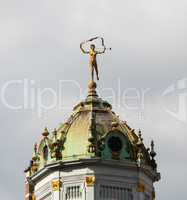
[0,0,187,199]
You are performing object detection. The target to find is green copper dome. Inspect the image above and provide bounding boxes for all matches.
[26,81,158,177]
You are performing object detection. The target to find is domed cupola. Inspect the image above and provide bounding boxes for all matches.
[26,81,159,179]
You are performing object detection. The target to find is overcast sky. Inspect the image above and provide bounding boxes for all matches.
[0,0,187,199]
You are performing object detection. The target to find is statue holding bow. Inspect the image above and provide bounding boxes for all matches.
[80,37,110,82]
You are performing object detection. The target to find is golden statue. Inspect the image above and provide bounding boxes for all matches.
[80,37,109,81]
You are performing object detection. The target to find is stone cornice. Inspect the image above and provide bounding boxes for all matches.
[30,158,160,184]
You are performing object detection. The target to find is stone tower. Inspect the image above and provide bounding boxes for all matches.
[25,51,160,200]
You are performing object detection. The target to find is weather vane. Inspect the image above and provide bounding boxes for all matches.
[80,37,111,82]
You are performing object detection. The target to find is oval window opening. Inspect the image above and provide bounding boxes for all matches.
[108,136,123,152]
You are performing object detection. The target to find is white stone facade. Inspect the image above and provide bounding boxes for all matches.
[31,160,157,200]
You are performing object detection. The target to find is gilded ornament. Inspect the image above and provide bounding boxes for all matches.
[137,182,145,193]
[80,37,110,82]
[52,180,62,191]
[85,176,96,187]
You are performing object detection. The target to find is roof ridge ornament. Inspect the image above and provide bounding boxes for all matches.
[150,140,156,159]
[88,81,98,97]
[150,140,158,171]
[42,127,49,137]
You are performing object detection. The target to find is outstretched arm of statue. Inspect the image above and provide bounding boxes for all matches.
[96,47,106,54]
[80,42,89,54]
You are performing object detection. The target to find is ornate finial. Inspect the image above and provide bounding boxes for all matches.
[32,143,38,161]
[88,81,98,97]
[53,128,57,136]
[138,129,142,138]
[150,140,156,159]
[51,128,63,160]
[80,37,110,82]
[150,140,157,170]
[137,149,143,168]
[34,143,37,154]
[137,129,143,146]
[42,127,49,137]
[31,143,39,173]
[52,129,58,144]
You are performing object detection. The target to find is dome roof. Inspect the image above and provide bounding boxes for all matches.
[26,81,158,176]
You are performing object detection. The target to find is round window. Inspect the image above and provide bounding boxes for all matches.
[108,136,123,152]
